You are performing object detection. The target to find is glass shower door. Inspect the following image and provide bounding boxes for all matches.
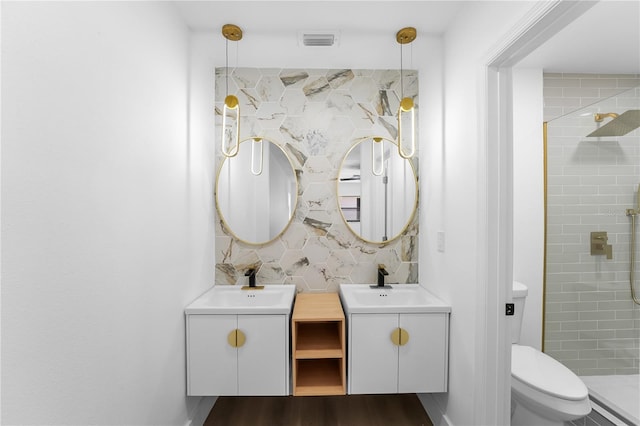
[544,84,640,424]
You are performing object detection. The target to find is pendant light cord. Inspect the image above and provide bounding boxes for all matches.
[225,37,229,97]
[400,43,404,99]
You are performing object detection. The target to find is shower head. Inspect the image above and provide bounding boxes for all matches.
[587,110,640,137]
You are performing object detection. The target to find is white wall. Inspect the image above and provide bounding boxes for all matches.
[420,2,537,425]
[0,1,550,424]
[512,68,544,349]
[1,2,215,424]
[0,2,4,421]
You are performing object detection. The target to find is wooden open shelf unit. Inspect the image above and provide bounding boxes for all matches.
[291,293,346,396]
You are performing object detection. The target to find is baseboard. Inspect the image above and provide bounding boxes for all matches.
[418,393,453,426]
[184,396,217,426]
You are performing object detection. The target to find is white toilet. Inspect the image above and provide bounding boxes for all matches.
[511,281,591,426]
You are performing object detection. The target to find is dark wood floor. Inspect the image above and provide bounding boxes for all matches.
[204,394,433,426]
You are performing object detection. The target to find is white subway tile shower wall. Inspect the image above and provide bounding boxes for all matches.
[544,73,640,376]
[214,68,419,292]
[543,73,640,122]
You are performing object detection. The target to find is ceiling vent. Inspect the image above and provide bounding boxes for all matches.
[299,31,339,47]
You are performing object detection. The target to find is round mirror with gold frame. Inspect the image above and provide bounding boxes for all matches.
[216,137,298,245]
[337,137,418,243]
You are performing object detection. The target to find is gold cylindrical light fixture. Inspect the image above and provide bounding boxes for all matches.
[396,27,417,159]
[221,24,243,158]
[250,137,264,176]
[372,137,385,176]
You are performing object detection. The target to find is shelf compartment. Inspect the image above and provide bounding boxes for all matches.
[294,358,345,396]
[291,293,346,397]
[295,321,343,359]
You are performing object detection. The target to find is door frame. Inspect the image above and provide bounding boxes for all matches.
[481,1,597,424]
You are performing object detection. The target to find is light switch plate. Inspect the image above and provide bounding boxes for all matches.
[437,231,445,253]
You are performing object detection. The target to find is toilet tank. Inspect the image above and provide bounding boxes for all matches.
[511,281,528,344]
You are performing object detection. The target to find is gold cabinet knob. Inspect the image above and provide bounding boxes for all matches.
[227,329,246,348]
[391,328,401,345]
[390,327,410,346]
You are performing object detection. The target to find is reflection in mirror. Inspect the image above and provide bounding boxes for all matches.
[338,138,417,243]
[216,138,297,245]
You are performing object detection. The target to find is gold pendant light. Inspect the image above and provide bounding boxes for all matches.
[372,137,385,176]
[221,24,243,158]
[250,137,264,176]
[396,27,416,159]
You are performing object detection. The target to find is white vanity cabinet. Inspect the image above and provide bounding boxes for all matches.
[347,312,449,394]
[185,285,295,396]
[186,313,289,396]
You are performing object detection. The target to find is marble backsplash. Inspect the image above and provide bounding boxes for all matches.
[214,68,419,292]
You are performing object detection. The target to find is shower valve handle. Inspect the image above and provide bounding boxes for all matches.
[590,231,613,260]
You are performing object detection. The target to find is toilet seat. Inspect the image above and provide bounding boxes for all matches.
[512,345,588,401]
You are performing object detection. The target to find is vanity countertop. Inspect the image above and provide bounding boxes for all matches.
[339,284,451,314]
[185,285,296,315]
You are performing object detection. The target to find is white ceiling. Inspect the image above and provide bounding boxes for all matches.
[517,0,640,73]
[172,0,640,73]
[172,1,465,36]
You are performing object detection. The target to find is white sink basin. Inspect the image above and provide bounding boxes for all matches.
[185,285,296,314]
[339,284,451,314]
